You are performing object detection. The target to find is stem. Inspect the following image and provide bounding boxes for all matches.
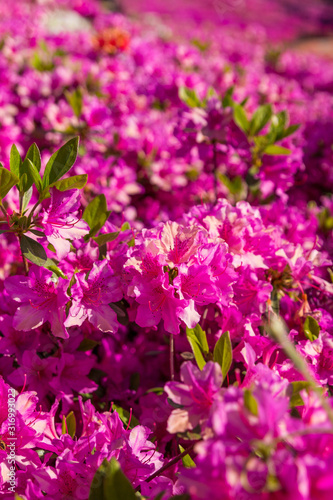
[0,204,8,218]
[212,140,219,205]
[142,443,195,485]
[170,334,175,381]
[28,199,41,225]
[18,235,29,275]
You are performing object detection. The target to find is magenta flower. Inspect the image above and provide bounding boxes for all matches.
[165,361,223,433]
[8,350,58,402]
[134,274,200,334]
[40,188,89,259]
[154,222,203,266]
[65,260,122,333]
[173,264,217,306]
[4,266,69,338]
[49,352,97,413]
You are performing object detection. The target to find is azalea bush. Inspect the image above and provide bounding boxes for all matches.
[1,0,333,499]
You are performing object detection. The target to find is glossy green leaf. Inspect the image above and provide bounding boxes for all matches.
[186,325,208,370]
[188,324,209,354]
[244,389,258,416]
[282,123,300,139]
[249,104,273,136]
[65,87,83,118]
[287,381,311,407]
[179,445,196,468]
[52,174,88,191]
[92,232,119,247]
[264,145,291,156]
[89,458,137,500]
[47,264,68,279]
[66,411,76,438]
[78,338,100,352]
[213,331,232,382]
[0,167,19,201]
[121,221,131,231]
[303,316,320,342]
[179,86,202,108]
[233,103,249,134]
[222,86,234,108]
[25,143,41,172]
[24,158,42,192]
[83,194,110,238]
[42,137,79,188]
[20,235,54,267]
[10,144,22,177]
[22,186,33,212]
[18,173,28,193]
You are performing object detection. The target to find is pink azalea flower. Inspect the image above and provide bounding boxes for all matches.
[8,350,58,401]
[173,264,217,306]
[4,266,69,338]
[65,260,122,333]
[134,274,200,334]
[49,352,97,401]
[165,361,223,433]
[39,188,89,260]
[154,221,203,266]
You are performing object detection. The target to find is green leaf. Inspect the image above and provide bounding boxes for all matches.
[65,87,83,118]
[18,173,28,193]
[213,331,232,382]
[233,103,249,134]
[52,174,88,191]
[42,137,79,188]
[244,389,258,416]
[83,194,110,237]
[66,411,76,438]
[25,143,41,172]
[121,221,131,231]
[61,415,67,435]
[22,186,33,212]
[303,316,320,342]
[179,86,202,108]
[47,264,68,279]
[188,324,209,354]
[263,145,291,156]
[186,325,209,370]
[20,235,54,267]
[0,167,19,202]
[78,338,100,351]
[287,381,311,407]
[282,124,300,139]
[179,445,196,468]
[10,144,22,177]
[113,404,139,429]
[24,158,42,192]
[10,144,42,193]
[249,104,273,136]
[89,458,137,500]
[222,86,234,108]
[93,232,120,246]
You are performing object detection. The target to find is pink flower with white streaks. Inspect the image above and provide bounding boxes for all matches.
[39,188,89,260]
[165,361,223,433]
[134,274,200,334]
[173,264,217,306]
[65,260,122,333]
[4,266,69,338]
[154,221,203,266]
